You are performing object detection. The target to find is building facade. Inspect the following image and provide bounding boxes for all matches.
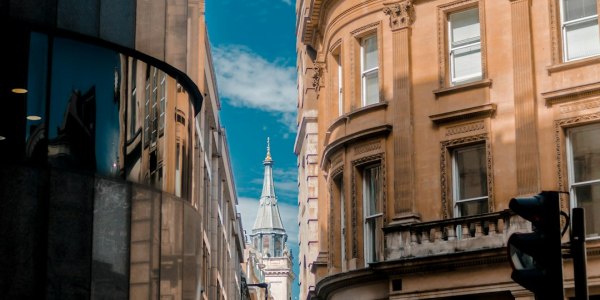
[295,0,600,299]
[247,140,296,300]
[0,1,247,299]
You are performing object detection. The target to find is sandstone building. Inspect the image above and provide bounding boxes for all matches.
[0,1,247,299]
[295,0,600,299]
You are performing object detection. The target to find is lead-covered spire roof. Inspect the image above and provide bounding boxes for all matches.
[252,138,285,232]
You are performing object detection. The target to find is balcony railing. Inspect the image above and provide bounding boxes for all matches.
[384,210,530,260]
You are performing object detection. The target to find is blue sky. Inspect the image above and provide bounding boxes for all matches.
[205,1,300,298]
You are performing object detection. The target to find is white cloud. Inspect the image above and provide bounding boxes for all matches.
[237,197,299,246]
[212,45,297,116]
[281,0,292,5]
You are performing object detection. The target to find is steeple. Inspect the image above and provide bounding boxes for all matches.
[250,138,287,257]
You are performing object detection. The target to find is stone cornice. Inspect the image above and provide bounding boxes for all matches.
[429,103,496,124]
[542,81,600,105]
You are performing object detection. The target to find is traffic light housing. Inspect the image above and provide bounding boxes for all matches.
[507,191,564,299]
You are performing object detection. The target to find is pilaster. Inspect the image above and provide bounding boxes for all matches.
[510,0,540,195]
[384,1,419,224]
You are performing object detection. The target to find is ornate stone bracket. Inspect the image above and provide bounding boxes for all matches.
[383,1,414,31]
[312,62,324,92]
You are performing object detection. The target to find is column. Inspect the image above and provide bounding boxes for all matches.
[510,0,540,195]
[384,1,419,223]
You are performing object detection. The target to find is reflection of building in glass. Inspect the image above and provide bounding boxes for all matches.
[295,0,600,299]
[246,139,295,300]
[47,88,97,171]
[1,1,248,300]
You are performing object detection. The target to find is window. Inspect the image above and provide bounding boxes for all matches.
[361,35,379,106]
[560,0,600,61]
[335,54,344,116]
[363,164,382,264]
[567,123,600,236]
[448,7,482,85]
[144,66,151,147]
[176,142,181,197]
[334,176,346,267]
[452,144,488,217]
[130,59,137,137]
[151,68,158,143]
[159,73,166,133]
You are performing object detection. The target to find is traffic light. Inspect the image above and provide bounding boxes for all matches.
[507,191,564,299]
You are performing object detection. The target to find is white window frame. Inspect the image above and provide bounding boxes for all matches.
[360,35,379,106]
[452,144,488,218]
[338,177,346,269]
[566,123,600,238]
[363,164,382,264]
[448,7,482,86]
[338,56,344,116]
[560,0,600,62]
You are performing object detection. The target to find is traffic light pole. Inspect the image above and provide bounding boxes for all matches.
[572,207,588,300]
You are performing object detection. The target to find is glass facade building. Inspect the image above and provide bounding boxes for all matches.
[1,3,246,298]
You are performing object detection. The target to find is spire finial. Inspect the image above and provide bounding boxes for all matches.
[265,137,272,161]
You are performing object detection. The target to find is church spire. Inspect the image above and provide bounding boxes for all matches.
[265,137,272,162]
[251,138,287,257]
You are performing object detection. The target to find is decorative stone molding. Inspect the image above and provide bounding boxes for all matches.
[350,154,387,259]
[440,134,493,219]
[429,103,496,125]
[312,62,325,91]
[353,140,382,156]
[542,81,600,105]
[559,98,600,115]
[328,38,342,54]
[446,121,485,137]
[350,21,380,37]
[383,1,414,31]
[331,152,344,171]
[554,112,600,213]
[548,0,561,65]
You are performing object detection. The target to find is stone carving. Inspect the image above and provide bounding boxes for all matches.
[353,140,382,155]
[559,98,600,114]
[446,121,485,136]
[312,62,324,90]
[383,1,414,31]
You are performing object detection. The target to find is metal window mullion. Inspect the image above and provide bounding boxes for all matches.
[451,40,481,52]
[571,179,600,188]
[455,195,488,204]
[365,212,383,222]
[563,14,598,26]
[450,41,481,84]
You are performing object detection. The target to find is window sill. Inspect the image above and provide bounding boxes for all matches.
[546,55,600,74]
[433,79,492,97]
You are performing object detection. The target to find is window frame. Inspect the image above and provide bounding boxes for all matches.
[437,0,487,89]
[447,7,483,86]
[559,0,600,62]
[360,34,380,106]
[337,55,344,116]
[566,122,600,237]
[451,143,489,218]
[362,163,383,264]
[335,175,346,268]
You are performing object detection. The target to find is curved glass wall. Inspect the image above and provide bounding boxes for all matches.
[1,26,207,300]
[1,28,197,197]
